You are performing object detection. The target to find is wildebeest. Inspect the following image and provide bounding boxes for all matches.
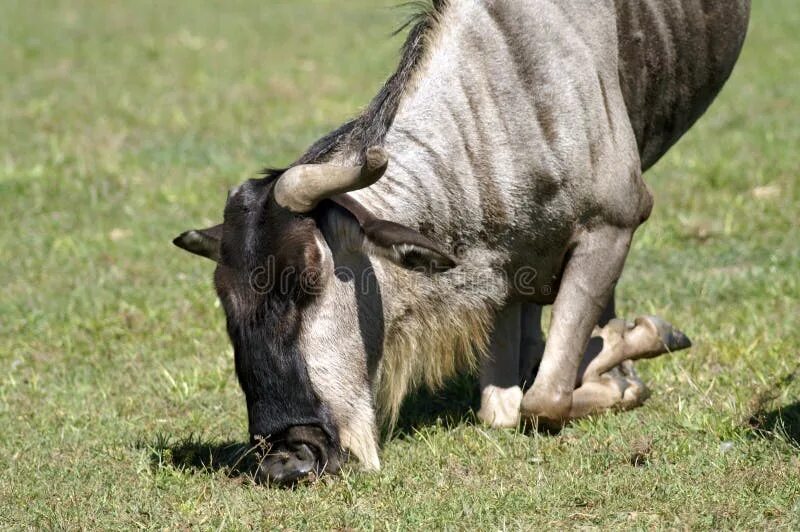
[174,0,750,484]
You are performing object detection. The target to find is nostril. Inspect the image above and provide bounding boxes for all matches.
[254,425,342,486]
[257,443,319,486]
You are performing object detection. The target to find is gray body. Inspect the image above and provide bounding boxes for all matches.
[350,0,749,295]
[324,0,749,464]
[175,0,750,479]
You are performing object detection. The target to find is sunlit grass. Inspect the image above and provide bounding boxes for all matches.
[1,0,798,528]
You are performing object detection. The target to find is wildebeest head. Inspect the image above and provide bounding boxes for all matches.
[173,147,456,485]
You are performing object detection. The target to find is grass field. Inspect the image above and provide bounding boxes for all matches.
[1,0,798,529]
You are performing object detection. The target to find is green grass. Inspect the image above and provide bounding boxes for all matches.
[1,0,798,529]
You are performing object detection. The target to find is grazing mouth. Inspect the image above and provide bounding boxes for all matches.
[254,425,343,486]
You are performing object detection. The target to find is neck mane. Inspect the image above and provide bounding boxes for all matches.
[288,1,449,168]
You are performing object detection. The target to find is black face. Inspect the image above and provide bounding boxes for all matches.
[173,169,459,485]
[213,178,342,485]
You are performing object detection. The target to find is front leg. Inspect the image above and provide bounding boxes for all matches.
[478,303,524,428]
[520,226,633,426]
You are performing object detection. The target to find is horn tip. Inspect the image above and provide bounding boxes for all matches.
[365,146,389,168]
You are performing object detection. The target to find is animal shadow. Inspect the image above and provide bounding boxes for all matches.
[141,375,481,479]
[390,373,480,438]
[144,373,522,477]
[748,365,800,447]
[144,433,258,479]
[749,401,800,447]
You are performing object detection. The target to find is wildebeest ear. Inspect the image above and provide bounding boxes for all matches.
[329,196,456,273]
[173,224,222,262]
[362,218,456,272]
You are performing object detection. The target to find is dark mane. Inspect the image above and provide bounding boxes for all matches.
[262,0,447,179]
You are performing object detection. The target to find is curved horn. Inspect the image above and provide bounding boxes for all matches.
[273,146,389,213]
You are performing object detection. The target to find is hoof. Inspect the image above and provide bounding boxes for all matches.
[477,385,522,429]
[619,361,651,409]
[625,316,692,360]
[637,316,692,352]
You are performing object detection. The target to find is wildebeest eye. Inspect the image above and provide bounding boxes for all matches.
[223,197,252,218]
[298,266,326,299]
